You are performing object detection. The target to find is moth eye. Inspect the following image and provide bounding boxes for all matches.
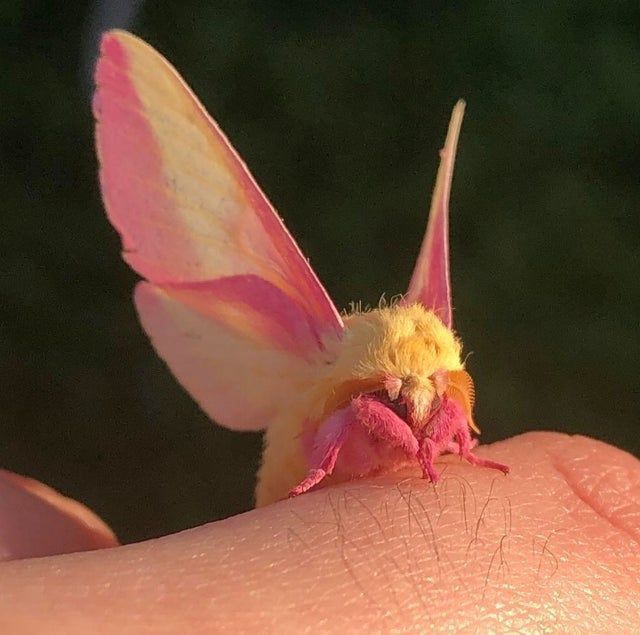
[384,376,402,401]
[430,368,448,396]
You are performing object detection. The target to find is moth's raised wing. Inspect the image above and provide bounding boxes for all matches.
[94,30,342,430]
[94,30,342,336]
[404,100,465,328]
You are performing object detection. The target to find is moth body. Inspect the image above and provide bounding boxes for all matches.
[256,302,504,505]
[94,31,509,510]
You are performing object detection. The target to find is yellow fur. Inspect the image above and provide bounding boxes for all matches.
[255,302,465,506]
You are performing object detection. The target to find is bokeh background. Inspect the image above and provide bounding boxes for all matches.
[1,2,638,543]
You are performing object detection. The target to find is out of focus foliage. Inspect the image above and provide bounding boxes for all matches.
[1,2,638,542]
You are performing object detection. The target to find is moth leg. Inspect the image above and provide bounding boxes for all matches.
[446,437,478,455]
[418,438,441,482]
[455,424,509,475]
[352,395,419,456]
[289,406,353,497]
[289,468,329,497]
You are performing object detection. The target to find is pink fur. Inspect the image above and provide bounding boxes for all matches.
[416,396,509,482]
[351,396,419,456]
[291,397,419,496]
[291,394,508,496]
[291,407,353,496]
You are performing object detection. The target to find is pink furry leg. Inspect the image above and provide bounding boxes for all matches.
[446,438,478,455]
[352,396,419,456]
[455,423,509,475]
[417,395,462,481]
[289,406,352,497]
[417,396,489,480]
[418,438,441,482]
[289,469,328,497]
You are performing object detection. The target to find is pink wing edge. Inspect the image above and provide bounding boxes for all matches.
[403,100,466,329]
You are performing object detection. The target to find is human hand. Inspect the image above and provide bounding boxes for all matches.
[1,432,639,633]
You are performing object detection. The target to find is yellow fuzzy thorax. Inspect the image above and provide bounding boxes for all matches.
[255,302,466,505]
[343,302,462,381]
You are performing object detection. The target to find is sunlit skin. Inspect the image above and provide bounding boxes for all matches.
[1,433,639,632]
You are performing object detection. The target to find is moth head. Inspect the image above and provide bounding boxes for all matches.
[384,368,478,433]
[317,302,477,432]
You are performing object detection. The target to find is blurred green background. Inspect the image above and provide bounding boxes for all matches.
[1,2,638,543]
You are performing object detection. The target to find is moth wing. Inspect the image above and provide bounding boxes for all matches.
[404,100,465,328]
[135,280,320,431]
[93,30,342,337]
[93,30,342,430]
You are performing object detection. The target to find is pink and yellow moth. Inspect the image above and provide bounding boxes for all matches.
[93,31,509,507]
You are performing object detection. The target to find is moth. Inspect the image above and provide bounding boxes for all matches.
[94,31,509,507]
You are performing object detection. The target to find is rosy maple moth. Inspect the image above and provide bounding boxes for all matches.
[93,31,509,507]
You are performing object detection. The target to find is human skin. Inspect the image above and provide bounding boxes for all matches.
[1,432,639,633]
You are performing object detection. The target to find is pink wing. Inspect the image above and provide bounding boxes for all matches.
[404,101,465,328]
[135,283,321,430]
[94,30,342,430]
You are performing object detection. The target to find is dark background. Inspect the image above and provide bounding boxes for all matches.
[1,2,638,543]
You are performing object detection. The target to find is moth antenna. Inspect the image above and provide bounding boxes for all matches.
[388,293,404,308]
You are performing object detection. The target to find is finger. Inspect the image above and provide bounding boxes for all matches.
[0,433,638,633]
[0,470,118,560]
